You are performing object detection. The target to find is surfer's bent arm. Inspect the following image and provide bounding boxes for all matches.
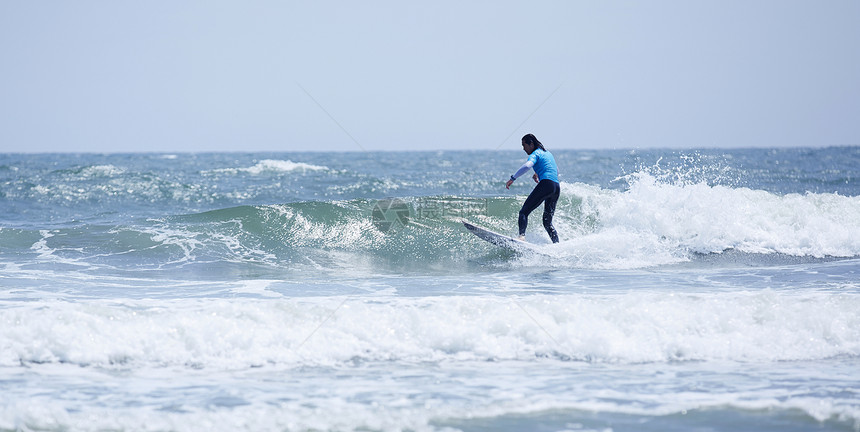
[510,160,534,181]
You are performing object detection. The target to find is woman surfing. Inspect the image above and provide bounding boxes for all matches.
[505,133,560,243]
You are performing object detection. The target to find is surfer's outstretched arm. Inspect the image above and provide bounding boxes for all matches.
[506,160,535,189]
[512,161,533,179]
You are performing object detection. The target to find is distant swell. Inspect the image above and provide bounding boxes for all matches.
[207,159,329,175]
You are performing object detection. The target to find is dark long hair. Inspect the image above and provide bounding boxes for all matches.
[522,133,546,151]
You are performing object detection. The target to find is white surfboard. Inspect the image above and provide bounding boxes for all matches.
[462,221,541,253]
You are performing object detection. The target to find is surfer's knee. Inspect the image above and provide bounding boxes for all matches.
[542,213,553,227]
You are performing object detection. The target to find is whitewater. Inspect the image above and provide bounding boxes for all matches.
[1,148,858,431]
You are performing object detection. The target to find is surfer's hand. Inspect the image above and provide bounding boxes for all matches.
[505,179,514,189]
[532,173,539,183]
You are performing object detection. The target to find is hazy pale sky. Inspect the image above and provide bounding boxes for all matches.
[2,1,858,153]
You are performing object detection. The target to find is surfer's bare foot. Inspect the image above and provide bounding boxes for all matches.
[518,235,526,241]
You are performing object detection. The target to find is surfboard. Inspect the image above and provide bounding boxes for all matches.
[462,221,540,253]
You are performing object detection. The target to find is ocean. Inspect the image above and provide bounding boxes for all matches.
[1,147,858,431]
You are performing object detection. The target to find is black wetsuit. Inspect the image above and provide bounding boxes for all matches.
[518,179,560,243]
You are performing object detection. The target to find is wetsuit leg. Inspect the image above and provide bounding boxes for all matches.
[518,180,558,238]
[542,182,560,243]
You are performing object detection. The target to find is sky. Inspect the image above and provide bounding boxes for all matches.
[1,0,859,153]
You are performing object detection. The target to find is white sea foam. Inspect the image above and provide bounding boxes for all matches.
[2,366,858,432]
[267,203,381,250]
[138,224,204,266]
[26,230,90,268]
[551,174,860,268]
[78,164,125,178]
[3,291,858,369]
[210,159,329,175]
[29,230,55,259]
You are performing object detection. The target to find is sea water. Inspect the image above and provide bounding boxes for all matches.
[0,148,858,431]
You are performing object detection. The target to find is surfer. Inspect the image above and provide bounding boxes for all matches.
[505,133,560,243]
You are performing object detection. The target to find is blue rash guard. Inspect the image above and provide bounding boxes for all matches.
[511,149,559,183]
